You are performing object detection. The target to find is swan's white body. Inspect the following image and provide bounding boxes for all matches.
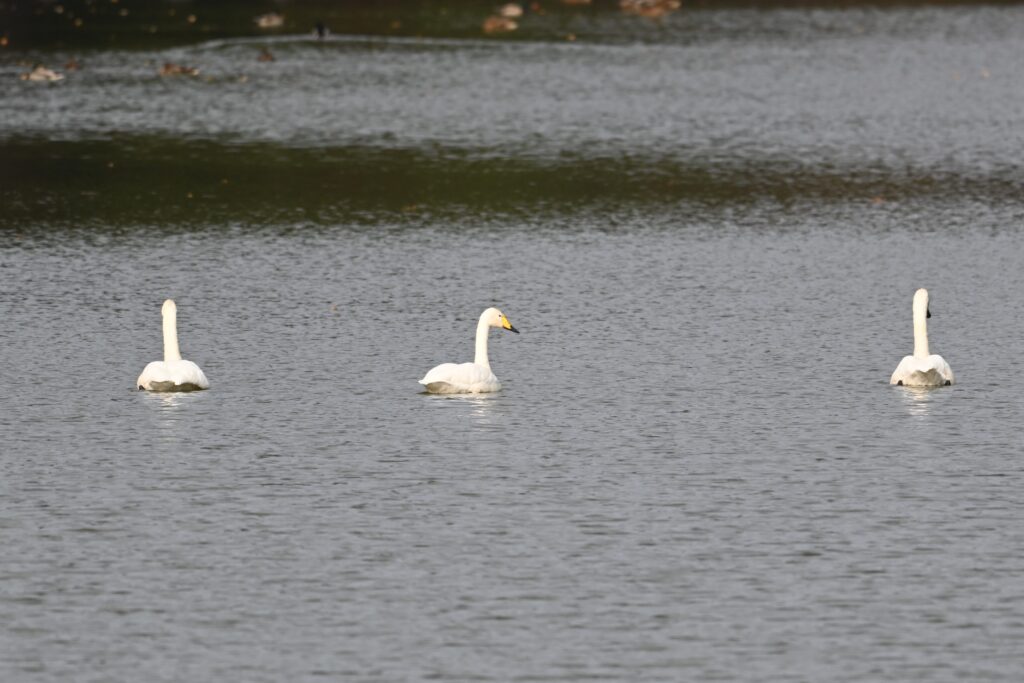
[890,288,954,387]
[420,307,519,394]
[137,299,210,392]
[21,66,64,82]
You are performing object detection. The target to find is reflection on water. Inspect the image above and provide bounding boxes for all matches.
[138,389,208,443]
[895,384,952,418]
[424,392,501,427]
[462,394,499,427]
[145,391,186,409]
[3,205,1023,683]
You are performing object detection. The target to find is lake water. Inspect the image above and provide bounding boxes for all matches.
[3,3,1024,681]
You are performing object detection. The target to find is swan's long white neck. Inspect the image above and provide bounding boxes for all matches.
[913,296,930,359]
[474,313,491,369]
[162,302,182,362]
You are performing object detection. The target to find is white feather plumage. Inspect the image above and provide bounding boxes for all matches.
[890,289,954,387]
[419,307,519,394]
[137,299,210,392]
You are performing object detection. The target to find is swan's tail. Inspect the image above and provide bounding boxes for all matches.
[421,380,457,394]
[898,369,950,387]
[141,380,207,392]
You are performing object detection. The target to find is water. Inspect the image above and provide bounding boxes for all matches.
[3,4,1024,681]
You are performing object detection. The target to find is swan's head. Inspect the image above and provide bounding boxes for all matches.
[483,307,519,334]
[162,299,177,316]
[913,288,931,319]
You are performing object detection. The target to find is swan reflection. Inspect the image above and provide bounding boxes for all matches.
[896,384,949,417]
[463,394,498,425]
[139,388,206,443]
[152,392,186,409]
[426,391,500,426]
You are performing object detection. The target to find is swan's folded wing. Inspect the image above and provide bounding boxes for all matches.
[168,360,209,388]
[420,362,463,385]
[929,354,954,384]
[890,355,916,384]
[419,362,498,392]
[137,361,168,389]
[891,355,952,387]
[138,359,209,390]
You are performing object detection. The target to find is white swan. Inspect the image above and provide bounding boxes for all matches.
[20,65,64,82]
[137,299,210,392]
[890,288,954,387]
[419,307,519,394]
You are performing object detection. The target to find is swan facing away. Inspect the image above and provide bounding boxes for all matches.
[890,288,954,387]
[419,307,519,394]
[137,299,210,392]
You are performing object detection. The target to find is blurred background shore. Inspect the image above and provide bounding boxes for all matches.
[4,0,1015,50]
[3,0,1022,230]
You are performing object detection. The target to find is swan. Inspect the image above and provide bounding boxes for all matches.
[482,15,518,34]
[254,12,284,29]
[620,0,682,19]
[20,65,64,82]
[499,3,524,19]
[890,288,954,387]
[137,299,210,392]
[419,307,519,394]
[158,63,199,77]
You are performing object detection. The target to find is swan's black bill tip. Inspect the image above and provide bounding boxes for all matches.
[897,380,903,386]
[508,325,520,334]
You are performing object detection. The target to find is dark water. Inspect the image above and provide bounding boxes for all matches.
[3,4,1024,682]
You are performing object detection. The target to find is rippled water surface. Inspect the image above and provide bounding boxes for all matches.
[3,3,1024,682]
